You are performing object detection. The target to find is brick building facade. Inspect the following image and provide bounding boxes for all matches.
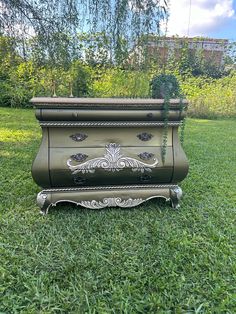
[129,36,229,67]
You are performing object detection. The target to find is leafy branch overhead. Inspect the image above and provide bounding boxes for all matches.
[0,0,168,65]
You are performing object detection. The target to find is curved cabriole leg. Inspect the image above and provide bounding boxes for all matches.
[36,192,51,215]
[170,186,183,209]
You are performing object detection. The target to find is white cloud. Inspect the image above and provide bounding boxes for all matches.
[166,0,235,37]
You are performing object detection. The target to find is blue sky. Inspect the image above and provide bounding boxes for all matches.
[167,0,236,40]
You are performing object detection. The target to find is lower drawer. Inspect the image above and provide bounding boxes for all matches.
[49,146,174,187]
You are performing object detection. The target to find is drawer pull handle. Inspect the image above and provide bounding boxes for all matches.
[140,174,152,182]
[137,132,153,141]
[138,152,154,161]
[70,133,88,142]
[71,153,88,162]
[74,176,86,185]
[147,113,153,119]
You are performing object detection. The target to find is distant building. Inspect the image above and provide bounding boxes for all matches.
[129,36,229,67]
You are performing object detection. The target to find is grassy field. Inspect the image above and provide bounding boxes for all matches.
[0,108,235,313]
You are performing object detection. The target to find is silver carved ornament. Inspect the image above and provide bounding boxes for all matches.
[37,192,48,207]
[80,197,144,209]
[170,187,183,209]
[67,143,158,174]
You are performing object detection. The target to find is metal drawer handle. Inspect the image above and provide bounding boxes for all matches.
[137,132,153,141]
[74,176,86,185]
[70,133,88,142]
[138,152,154,161]
[71,153,88,162]
[140,174,152,182]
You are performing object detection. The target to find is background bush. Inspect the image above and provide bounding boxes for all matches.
[180,74,236,118]
[1,34,236,118]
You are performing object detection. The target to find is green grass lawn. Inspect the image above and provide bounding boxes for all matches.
[0,108,235,313]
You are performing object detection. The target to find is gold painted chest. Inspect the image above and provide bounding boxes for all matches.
[31,97,189,213]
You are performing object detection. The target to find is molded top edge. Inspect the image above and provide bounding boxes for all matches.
[30,97,188,105]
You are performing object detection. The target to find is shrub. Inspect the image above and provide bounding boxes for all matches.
[180,73,236,118]
[1,56,236,118]
[0,61,94,107]
[150,74,181,98]
[92,68,151,97]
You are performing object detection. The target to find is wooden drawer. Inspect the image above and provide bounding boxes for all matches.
[49,127,172,148]
[50,168,174,187]
[49,146,174,187]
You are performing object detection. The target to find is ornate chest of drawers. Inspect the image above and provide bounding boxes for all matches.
[31,97,189,213]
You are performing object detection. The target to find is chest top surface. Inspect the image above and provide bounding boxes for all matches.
[31,97,188,123]
[31,97,187,109]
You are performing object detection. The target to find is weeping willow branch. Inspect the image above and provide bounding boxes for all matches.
[0,0,168,66]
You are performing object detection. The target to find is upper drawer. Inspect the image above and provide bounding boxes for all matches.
[49,127,172,148]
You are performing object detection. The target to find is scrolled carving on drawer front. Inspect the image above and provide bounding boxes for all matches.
[67,143,158,174]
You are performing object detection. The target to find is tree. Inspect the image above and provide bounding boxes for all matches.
[0,0,168,66]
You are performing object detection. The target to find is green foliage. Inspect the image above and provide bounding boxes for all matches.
[91,69,236,118]
[150,73,184,162]
[181,50,227,78]
[1,57,236,118]
[0,32,236,118]
[0,108,236,312]
[77,32,111,67]
[180,73,236,118]
[92,68,152,98]
[1,0,167,67]
[0,40,95,106]
[70,61,94,97]
[30,32,77,68]
[150,74,181,99]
